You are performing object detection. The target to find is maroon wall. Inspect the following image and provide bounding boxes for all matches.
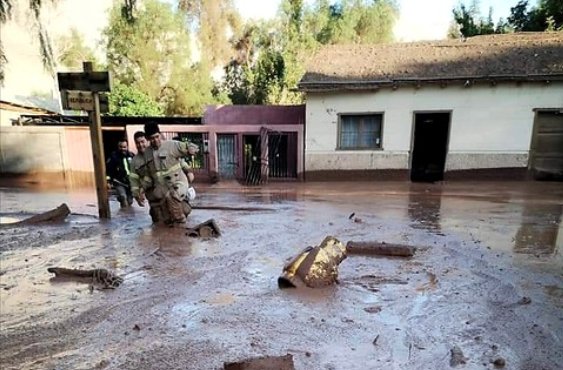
[204,105,305,126]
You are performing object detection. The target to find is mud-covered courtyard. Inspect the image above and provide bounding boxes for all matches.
[1,181,562,370]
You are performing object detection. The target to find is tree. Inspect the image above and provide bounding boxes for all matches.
[508,0,563,31]
[221,0,399,105]
[0,0,58,83]
[178,0,241,67]
[0,0,139,84]
[55,27,100,70]
[108,83,164,116]
[451,1,511,38]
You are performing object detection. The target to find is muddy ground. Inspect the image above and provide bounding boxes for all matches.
[1,181,562,370]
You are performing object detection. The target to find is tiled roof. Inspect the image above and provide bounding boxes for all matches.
[298,32,563,91]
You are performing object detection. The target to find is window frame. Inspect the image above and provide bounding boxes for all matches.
[336,112,385,150]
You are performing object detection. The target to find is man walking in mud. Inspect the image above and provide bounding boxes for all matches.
[106,139,134,208]
[143,122,199,225]
[129,131,166,223]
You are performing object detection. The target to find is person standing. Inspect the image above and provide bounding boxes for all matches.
[129,131,168,223]
[106,139,134,208]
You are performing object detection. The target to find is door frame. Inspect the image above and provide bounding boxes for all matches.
[409,110,453,181]
[528,108,563,180]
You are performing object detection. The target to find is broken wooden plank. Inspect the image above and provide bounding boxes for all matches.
[224,354,295,370]
[346,241,416,257]
[192,205,274,212]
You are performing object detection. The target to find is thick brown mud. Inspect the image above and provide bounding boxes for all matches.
[0,181,562,370]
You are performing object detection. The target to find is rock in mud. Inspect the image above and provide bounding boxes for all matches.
[278,236,347,289]
[449,346,467,367]
[224,354,294,370]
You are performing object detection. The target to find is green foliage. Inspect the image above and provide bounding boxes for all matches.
[452,1,510,38]
[104,0,228,116]
[56,28,100,70]
[508,0,563,31]
[108,83,164,116]
[221,0,398,105]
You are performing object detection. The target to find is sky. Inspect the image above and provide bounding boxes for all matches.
[234,0,518,41]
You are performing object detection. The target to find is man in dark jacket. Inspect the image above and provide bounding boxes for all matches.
[106,139,134,208]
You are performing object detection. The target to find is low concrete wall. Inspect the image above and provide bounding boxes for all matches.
[445,152,529,171]
[0,126,94,188]
[305,151,409,171]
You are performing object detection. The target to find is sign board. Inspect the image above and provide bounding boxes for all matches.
[57,71,113,93]
[61,90,109,113]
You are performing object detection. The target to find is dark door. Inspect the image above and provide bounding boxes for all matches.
[217,134,237,179]
[530,111,563,181]
[411,112,451,182]
[243,134,262,185]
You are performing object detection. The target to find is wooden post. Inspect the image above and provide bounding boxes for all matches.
[83,62,110,219]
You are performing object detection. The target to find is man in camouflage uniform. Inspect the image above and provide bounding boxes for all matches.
[143,122,199,224]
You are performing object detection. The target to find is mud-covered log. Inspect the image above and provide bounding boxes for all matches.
[1,204,71,228]
[192,205,273,212]
[346,241,416,257]
[224,354,295,370]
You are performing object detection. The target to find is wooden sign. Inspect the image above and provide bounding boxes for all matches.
[57,71,113,92]
[61,90,109,113]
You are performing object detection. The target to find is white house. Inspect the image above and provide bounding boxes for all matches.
[297,33,563,182]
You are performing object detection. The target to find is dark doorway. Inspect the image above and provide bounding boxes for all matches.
[410,112,451,182]
[530,110,563,181]
[217,134,237,179]
[102,129,127,160]
[243,135,262,185]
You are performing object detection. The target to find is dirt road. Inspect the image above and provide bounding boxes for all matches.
[1,182,562,370]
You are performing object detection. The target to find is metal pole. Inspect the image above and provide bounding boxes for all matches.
[83,62,111,219]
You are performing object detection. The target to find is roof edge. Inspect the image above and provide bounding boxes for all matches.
[297,74,563,92]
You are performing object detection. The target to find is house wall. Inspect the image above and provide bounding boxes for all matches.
[0,126,94,188]
[305,83,563,180]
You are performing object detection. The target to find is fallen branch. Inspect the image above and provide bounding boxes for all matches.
[346,241,416,257]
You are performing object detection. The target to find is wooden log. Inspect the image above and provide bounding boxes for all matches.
[2,203,71,227]
[191,205,274,212]
[346,241,416,257]
[224,354,294,370]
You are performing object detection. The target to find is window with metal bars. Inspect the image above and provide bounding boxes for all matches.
[338,114,383,150]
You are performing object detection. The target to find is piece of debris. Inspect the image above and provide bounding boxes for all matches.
[133,324,141,331]
[372,335,380,346]
[192,205,274,212]
[492,357,506,368]
[449,346,467,367]
[348,213,355,220]
[346,241,416,257]
[47,267,123,289]
[185,218,221,238]
[518,297,532,305]
[364,306,382,314]
[353,217,363,223]
[1,203,71,228]
[278,236,347,289]
[224,354,295,370]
